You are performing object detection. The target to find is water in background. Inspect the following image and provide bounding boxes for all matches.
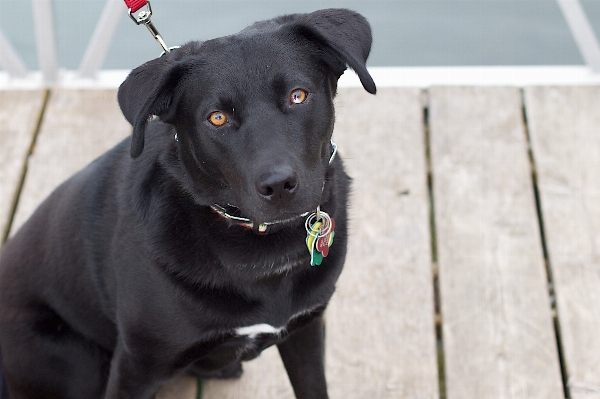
[1,0,599,71]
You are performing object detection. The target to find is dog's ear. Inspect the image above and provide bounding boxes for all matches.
[292,9,376,94]
[118,57,189,158]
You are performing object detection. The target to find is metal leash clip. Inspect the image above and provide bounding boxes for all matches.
[127,0,172,54]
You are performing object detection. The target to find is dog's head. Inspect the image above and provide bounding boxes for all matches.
[118,9,375,225]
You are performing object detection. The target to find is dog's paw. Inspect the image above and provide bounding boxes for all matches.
[188,362,244,379]
[216,362,244,379]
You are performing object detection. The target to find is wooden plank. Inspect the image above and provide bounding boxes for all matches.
[7,89,196,399]
[326,88,439,399]
[202,346,294,398]
[156,375,199,399]
[10,89,131,232]
[525,86,600,399]
[0,90,45,247]
[429,86,564,399]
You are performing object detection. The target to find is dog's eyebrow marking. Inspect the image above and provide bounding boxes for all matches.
[235,324,285,339]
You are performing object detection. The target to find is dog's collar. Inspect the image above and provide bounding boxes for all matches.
[210,140,338,235]
[210,204,309,234]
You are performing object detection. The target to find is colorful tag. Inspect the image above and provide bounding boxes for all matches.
[305,211,335,266]
[315,219,335,257]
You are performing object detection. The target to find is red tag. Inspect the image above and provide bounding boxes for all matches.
[316,234,331,257]
[315,218,335,257]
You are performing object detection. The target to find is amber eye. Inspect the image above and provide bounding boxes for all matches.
[208,111,227,127]
[290,89,307,104]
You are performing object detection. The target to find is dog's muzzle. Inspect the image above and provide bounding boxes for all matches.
[210,141,338,235]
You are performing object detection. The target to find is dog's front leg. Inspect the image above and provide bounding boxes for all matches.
[277,315,329,399]
[103,340,165,399]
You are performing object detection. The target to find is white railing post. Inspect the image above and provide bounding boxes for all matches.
[32,0,59,85]
[557,0,600,73]
[0,27,29,78]
[78,0,124,78]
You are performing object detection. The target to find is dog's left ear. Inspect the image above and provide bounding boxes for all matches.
[292,9,376,94]
[118,57,189,158]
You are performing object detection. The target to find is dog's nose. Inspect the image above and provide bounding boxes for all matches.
[255,166,298,200]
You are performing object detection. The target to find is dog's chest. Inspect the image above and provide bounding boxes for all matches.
[228,323,286,361]
[231,304,317,343]
[193,305,320,370]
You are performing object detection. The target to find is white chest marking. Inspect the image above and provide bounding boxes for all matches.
[233,305,321,340]
[235,324,285,339]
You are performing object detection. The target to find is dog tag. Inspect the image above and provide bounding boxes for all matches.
[306,219,322,266]
[315,218,335,257]
[311,249,324,266]
[305,211,335,266]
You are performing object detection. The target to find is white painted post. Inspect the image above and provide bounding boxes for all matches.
[0,27,29,78]
[32,0,60,85]
[78,0,125,78]
[557,0,600,73]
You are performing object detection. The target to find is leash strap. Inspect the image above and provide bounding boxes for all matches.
[124,0,146,13]
[124,0,171,54]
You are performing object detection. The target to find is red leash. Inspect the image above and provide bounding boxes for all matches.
[124,0,172,54]
[124,0,146,13]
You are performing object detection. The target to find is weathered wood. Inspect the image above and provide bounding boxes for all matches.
[525,86,600,399]
[0,90,45,247]
[156,375,198,399]
[326,88,439,399]
[429,86,564,399]
[202,346,294,398]
[10,89,131,232]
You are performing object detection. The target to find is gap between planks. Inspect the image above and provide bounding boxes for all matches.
[524,86,600,399]
[428,86,564,399]
[519,88,571,399]
[0,90,49,245]
[421,88,448,399]
[325,88,439,399]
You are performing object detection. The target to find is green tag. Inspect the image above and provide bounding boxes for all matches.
[311,250,324,266]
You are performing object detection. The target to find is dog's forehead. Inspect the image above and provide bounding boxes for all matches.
[185,32,321,88]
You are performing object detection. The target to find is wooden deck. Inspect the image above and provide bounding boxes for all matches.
[1,86,599,399]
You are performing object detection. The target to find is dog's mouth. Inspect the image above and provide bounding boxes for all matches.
[210,203,311,234]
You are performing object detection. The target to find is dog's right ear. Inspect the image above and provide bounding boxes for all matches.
[118,57,189,158]
[293,9,377,95]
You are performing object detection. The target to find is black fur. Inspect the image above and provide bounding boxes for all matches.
[0,9,375,399]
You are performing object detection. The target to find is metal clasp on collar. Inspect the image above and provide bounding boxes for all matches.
[329,141,337,165]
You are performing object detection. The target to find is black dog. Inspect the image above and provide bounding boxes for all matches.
[0,9,375,399]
